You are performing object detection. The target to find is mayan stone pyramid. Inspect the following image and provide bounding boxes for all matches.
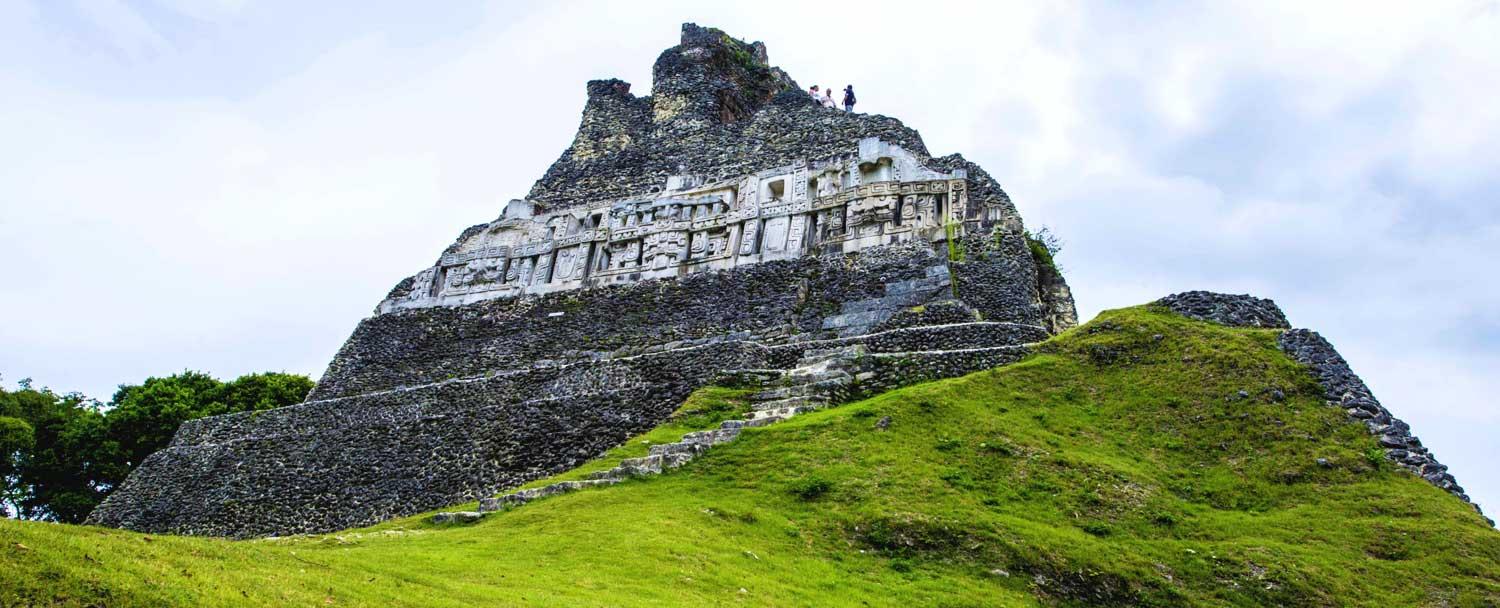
[88,24,1078,537]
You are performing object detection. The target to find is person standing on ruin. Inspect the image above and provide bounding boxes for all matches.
[821,86,837,109]
[809,85,821,100]
[843,85,856,112]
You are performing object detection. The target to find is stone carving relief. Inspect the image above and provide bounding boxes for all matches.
[379,137,973,313]
[816,173,839,198]
[606,240,641,271]
[785,215,806,253]
[532,254,552,286]
[688,232,707,258]
[447,265,470,289]
[738,220,760,255]
[762,216,788,253]
[791,167,809,202]
[406,268,436,301]
[515,258,534,285]
[504,258,522,284]
[467,258,497,286]
[554,248,576,281]
[848,196,896,237]
[706,229,729,258]
[736,176,757,213]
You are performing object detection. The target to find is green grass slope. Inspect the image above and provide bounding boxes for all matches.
[3,305,1496,607]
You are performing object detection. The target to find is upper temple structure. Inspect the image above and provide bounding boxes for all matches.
[382,139,976,314]
[88,24,1079,537]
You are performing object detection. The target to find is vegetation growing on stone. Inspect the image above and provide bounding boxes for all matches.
[1025,227,1061,276]
[719,32,760,72]
[508,386,755,491]
[4,307,1495,606]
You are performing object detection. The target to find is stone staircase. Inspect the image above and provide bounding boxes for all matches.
[431,347,866,523]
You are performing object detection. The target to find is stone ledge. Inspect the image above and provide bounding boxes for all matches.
[1278,329,1485,521]
[1157,291,1290,329]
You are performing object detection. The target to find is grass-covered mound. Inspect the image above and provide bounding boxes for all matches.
[3,305,1496,607]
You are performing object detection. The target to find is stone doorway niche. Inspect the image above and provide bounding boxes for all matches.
[762,177,787,202]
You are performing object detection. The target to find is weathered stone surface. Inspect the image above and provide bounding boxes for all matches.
[527,24,924,211]
[1156,291,1290,329]
[1033,251,1078,334]
[87,23,1076,538]
[318,241,951,401]
[1278,328,1481,519]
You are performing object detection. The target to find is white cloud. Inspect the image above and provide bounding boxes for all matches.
[71,0,173,59]
[150,0,249,23]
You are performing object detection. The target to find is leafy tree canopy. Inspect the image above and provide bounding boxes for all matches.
[0,371,313,522]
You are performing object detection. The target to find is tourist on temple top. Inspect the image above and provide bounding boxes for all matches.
[808,85,820,100]
[843,85,856,112]
[821,86,837,109]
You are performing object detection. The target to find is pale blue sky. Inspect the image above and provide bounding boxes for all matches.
[2,0,1497,515]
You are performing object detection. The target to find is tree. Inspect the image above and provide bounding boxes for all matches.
[0,415,35,517]
[1,371,314,522]
[0,382,108,522]
[104,371,313,472]
[104,371,225,473]
[218,372,317,416]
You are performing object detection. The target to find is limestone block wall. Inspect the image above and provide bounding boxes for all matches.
[87,341,772,538]
[853,346,1035,397]
[315,241,956,401]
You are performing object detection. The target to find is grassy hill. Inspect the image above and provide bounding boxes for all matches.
[3,305,1496,607]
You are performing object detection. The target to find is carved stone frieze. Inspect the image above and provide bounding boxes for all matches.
[380,138,969,313]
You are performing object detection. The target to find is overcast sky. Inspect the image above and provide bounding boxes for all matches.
[2,1,1496,514]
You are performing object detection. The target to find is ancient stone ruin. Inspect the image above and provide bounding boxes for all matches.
[85,23,1484,538]
[382,137,976,315]
[87,24,1077,537]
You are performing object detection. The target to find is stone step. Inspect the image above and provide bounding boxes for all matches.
[748,405,819,420]
[741,414,785,427]
[751,377,849,400]
[785,363,856,378]
[608,452,698,476]
[882,277,947,296]
[752,395,827,411]
[647,440,713,457]
[478,478,620,512]
[796,346,866,365]
[837,291,934,315]
[430,511,484,524]
[712,369,783,385]
[457,349,885,521]
[612,455,664,475]
[680,427,742,445]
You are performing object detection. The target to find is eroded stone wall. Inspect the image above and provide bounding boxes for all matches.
[88,341,769,538]
[317,241,952,400]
